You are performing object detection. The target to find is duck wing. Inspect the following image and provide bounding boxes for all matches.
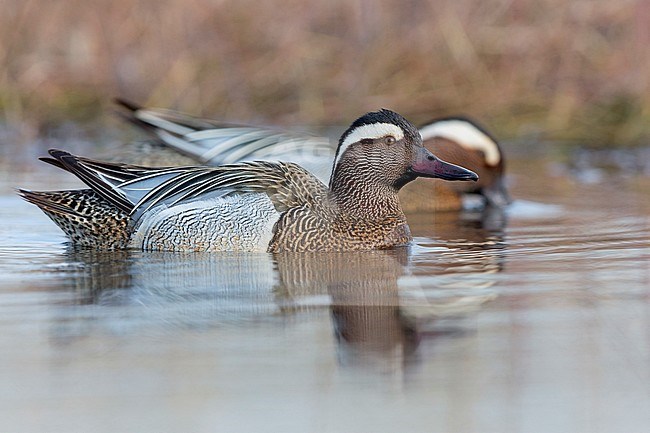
[43,149,329,221]
[115,99,333,166]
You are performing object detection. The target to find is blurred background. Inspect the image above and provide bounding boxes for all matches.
[1,0,649,148]
[1,4,649,432]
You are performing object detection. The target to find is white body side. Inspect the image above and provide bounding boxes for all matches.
[130,193,280,252]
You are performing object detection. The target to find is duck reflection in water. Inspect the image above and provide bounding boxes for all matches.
[57,247,495,373]
[274,249,420,368]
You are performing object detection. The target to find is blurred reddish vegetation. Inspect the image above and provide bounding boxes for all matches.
[1,0,649,146]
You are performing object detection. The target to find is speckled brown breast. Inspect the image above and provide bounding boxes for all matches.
[268,206,412,253]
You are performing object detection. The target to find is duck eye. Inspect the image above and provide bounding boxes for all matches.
[384,136,396,145]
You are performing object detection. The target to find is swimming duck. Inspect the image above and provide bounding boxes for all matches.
[20,109,478,252]
[114,100,509,212]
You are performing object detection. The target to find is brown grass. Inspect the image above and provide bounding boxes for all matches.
[1,0,649,146]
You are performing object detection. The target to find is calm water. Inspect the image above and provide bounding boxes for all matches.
[0,143,649,433]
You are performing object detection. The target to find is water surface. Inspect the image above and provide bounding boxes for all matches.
[1,146,648,433]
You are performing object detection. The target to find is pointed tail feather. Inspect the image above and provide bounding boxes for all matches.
[113,97,142,113]
[45,149,136,213]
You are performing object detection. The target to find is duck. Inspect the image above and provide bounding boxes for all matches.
[114,99,509,212]
[19,109,478,252]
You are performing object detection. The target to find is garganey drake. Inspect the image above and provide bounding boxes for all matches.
[115,100,509,212]
[19,109,478,252]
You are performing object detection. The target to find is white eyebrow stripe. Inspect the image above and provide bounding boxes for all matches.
[333,123,405,169]
[419,120,501,166]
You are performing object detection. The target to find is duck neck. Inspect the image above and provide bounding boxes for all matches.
[329,168,405,221]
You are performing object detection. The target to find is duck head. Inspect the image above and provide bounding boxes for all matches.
[419,117,511,207]
[330,109,478,192]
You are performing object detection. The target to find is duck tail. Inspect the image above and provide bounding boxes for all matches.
[113,98,158,133]
[17,189,131,249]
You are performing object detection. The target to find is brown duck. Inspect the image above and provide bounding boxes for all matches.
[19,109,477,252]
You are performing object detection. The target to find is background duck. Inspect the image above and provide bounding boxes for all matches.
[113,100,509,213]
[19,109,478,252]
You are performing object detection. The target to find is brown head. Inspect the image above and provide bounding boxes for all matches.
[418,116,510,207]
[329,109,478,205]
